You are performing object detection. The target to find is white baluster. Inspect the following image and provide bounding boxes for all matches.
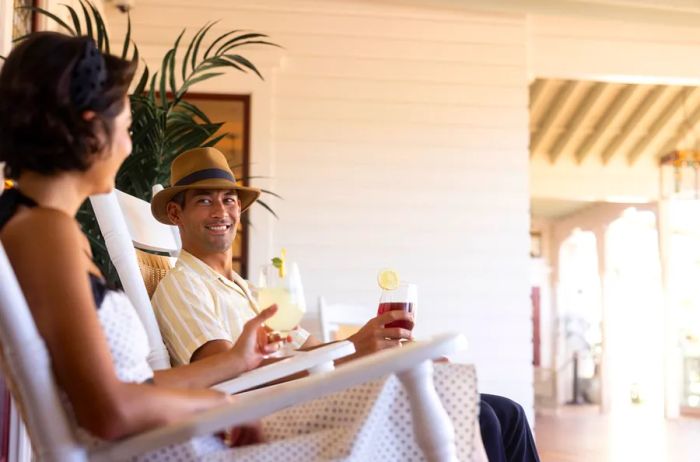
[397,360,458,462]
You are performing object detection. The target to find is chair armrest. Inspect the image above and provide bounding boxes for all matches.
[89,333,467,461]
[211,341,356,394]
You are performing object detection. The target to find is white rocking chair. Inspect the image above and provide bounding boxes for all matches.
[0,238,472,461]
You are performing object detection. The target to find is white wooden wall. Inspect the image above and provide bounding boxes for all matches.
[0,0,12,58]
[106,0,534,418]
[268,3,532,413]
[530,13,700,85]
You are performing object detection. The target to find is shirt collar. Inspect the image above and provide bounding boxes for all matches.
[177,250,250,299]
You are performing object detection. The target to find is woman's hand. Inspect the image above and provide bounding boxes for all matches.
[229,305,285,371]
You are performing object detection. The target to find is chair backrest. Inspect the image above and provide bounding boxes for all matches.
[89,190,176,370]
[318,296,377,343]
[113,188,181,255]
[0,242,88,461]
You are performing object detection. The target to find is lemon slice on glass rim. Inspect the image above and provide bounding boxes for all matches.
[377,268,400,290]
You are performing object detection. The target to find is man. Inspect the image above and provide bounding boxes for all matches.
[151,147,540,462]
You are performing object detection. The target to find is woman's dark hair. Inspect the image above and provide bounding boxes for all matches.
[0,32,136,179]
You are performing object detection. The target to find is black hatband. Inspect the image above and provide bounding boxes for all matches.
[174,168,235,186]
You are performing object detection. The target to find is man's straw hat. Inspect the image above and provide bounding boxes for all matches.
[151,147,260,224]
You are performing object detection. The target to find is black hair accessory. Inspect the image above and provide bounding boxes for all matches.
[69,39,106,111]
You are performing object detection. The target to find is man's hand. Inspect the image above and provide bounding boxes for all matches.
[347,310,414,358]
[229,305,285,371]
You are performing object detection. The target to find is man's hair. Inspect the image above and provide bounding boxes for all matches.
[169,190,187,209]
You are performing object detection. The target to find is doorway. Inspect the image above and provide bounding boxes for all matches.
[604,208,664,415]
[185,94,251,278]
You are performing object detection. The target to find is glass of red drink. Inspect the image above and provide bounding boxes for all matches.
[377,282,417,331]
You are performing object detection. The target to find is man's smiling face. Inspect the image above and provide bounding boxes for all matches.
[170,189,241,254]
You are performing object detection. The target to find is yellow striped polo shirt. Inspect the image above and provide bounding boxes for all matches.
[151,250,309,365]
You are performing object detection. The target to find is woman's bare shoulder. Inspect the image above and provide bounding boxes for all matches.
[1,208,86,266]
[3,207,80,240]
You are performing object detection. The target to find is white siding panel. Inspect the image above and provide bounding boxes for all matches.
[275,76,526,106]
[276,98,527,127]
[276,120,526,148]
[530,14,700,83]
[275,141,529,168]
[275,34,524,64]
[125,0,524,42]
[281,57,525,85]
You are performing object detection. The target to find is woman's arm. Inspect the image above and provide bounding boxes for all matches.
[1,210,229,440]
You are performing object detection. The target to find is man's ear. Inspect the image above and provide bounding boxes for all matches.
[166,202,182,225]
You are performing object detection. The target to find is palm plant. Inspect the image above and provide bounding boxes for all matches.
[18,0,280,284]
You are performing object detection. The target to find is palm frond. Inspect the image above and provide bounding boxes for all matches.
[78,0,93,40]
[159,49,174,109]
[133,64,149,96]
[203,29,241,59]
[174,72,225,100]
[121,14,131,59]
[181,22,209,80]
[255,199,279,219]
[214,32,270,56]
[190,21,218,74]
[259,189,283,200]
[86,0,110,53]
[64,4,82,36]
[169,30,186,97]
[223,54,264,80]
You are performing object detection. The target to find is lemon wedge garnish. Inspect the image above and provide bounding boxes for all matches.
[378,268,400,290]
[271,248,287,278]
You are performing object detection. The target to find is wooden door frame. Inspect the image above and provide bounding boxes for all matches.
[185,93,252,278]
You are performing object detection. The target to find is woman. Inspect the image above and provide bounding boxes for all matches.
[0,32,481,461]
[0,31,286,457]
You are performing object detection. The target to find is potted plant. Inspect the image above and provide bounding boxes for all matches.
[17,0,279,284]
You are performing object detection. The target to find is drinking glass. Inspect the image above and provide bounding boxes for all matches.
[377,282,417,331]
[257,262,306,333]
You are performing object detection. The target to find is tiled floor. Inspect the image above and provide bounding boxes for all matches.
[535,405,700,462]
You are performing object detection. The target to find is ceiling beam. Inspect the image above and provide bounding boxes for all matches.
[575,84,636,163]
[530,80,577,159]
[549,82,605,164]
[626,87,696,165]
[529,79,546,110]
[601,85,666,164]
[656,101,700,158]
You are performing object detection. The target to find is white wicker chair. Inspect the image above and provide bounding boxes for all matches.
[90,188,177,370]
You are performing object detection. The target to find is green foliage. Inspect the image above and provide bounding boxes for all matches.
[19,0,279,285]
